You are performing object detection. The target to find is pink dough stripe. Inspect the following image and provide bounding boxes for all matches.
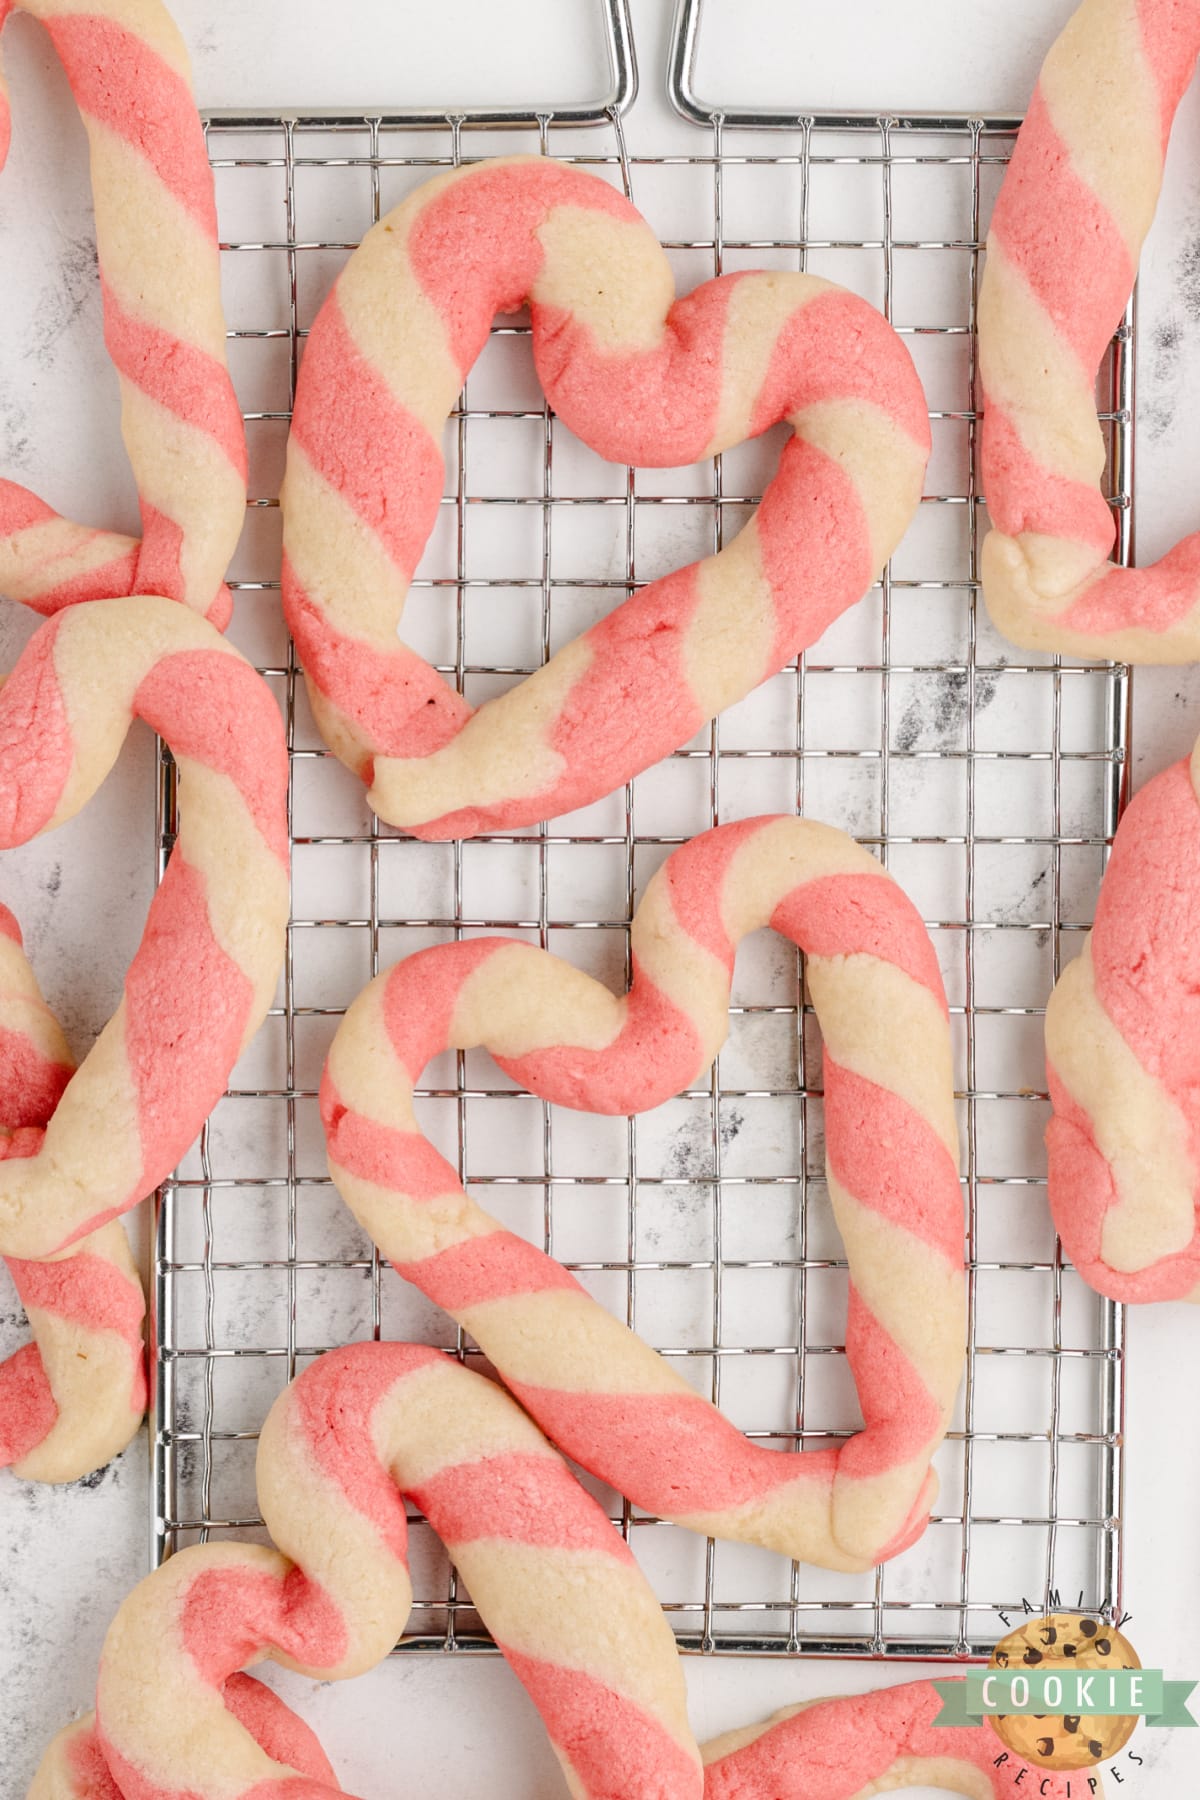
[380,936,506,1074]
[824,1063,962,1261]
[0,1028,73,1126]
[838,1291,944,1476]
[758,437,874,670]
[660,817,767,964]
[290,296,443,571]
[531,283,732,467]
[97,1674,343,1800]
[771,877,947,1008]
[1136,0,1200,149]
[503,1381,832,1515]
[1089,760,1200,1148]
[46,15,218,231]
[293,1341,432,1563]
[101,281,247,477]
[223,1675,341,1789]
[1061,536,1200,637]
[7,1248,145,1337]
[397,1232,582,1311]
[495,963,703,1115]
[502,1649,701,1800]
[409,160,638,380]
[0,480,57,536]
[123,855,254,1197]
[66,1724,126,1800]
[416,1453,632,1560]
[4,535,143,617]
[749,288,931,444]
[0,616,72,844]
[0,904,20,943]
[979,400,1115,555]
[0,1340,57,1467]
[180,1564,349,1684]
[324,1091,461,1203]
[285,556,471,764]
[990,89,1133,372]
[134,652,290,862]
[703,1680,1018,1800]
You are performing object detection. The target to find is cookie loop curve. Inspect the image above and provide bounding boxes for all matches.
[1045,739,1200,1303]
[29,1346,1085,1800]
[980,0,1200,659]
[282,155,930,838]
[322,815,965,1572]
[0,906,145,1482]
[82,1343,699,1800]
[0,0,245,626]
[0,596,289,1264]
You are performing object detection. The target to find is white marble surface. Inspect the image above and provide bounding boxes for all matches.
[2,1,1200,1794]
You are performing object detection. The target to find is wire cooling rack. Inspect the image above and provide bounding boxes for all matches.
[151,4,1129,1662]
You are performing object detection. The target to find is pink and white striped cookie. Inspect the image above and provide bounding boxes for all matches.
[980,0,1200,659]
[0,0,245,626]
[1046,742,1200,1302]
[0,904,145,1481]
[0,596,289,1266]
[70,1342,701,1800]
[28,1382,1086,1792]
[699,1682,1090,1799]
[282,156,930,837]
[28,1344,1084,1800]
[31,1685,1090,1800]
[323,815,965,1572]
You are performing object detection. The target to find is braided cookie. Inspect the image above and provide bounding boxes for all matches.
[29,1345,1083,1800]
[323,815,964,1572]
[282,156,930,838]
[0,596,289,1266]
[0,906,145,1482]
[1046,743,1200,1302]
[0,0,245,625]
[979,0,1200,659]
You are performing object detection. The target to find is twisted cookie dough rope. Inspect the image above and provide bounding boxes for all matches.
[1046,742,1200,1303]
[48,1343,703,1800]
[282,155,930,838]
[0,907,145,1481]
[979,0,1200,659]
[324,815,965,1572]
[29,1345,1086,1800]
[0,0,245,625]
[0,596,289,1266]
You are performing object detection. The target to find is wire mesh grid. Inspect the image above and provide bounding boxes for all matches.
[151,87,1129,1660]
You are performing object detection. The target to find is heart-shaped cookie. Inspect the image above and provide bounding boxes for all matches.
[323,815,965,1573]
[0,0,244,626]
[282,156,929,838]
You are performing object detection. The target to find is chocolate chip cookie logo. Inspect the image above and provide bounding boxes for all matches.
[932,1611,1196,1774]
[988,1613,1142,1770]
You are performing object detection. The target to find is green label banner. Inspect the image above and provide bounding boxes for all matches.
[932,1672,1197,1728]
